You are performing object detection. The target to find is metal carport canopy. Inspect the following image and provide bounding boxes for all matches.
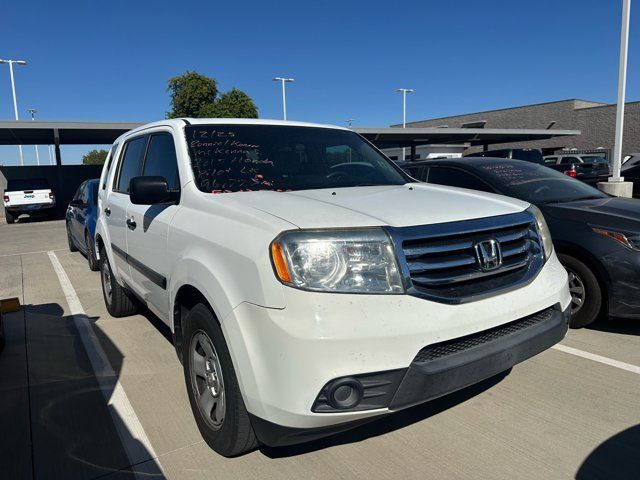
[353,127,580,147]
[0,121,580,147]
[0,121,143,145]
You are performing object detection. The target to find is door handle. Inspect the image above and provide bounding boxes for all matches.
[104,207,111,217]
[126,218,137,230]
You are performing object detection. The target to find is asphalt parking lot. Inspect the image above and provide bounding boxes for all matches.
[0,218,639,480]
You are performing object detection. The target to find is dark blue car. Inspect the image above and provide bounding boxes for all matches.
[66,179,100,271]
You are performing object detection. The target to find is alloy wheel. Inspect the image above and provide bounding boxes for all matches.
[567,268,585,315]
[190,330,226,430]
[101,260,113,306]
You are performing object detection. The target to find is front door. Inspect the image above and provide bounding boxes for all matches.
[108,135,148,285]
[126,132,181,322]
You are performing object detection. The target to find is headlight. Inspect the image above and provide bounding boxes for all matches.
[592,227,640,251]
[270,229,404,293]
[527,205,553,260]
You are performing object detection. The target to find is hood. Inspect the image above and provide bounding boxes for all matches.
[545,196,640,229]
[224,184,529,229]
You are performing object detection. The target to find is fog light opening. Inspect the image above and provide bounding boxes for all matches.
[327,378,364,410]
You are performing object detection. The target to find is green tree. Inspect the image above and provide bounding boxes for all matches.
[166,71,219,118]
[82,149,109,165]
[207,88,258,118]
[166,71,258,118]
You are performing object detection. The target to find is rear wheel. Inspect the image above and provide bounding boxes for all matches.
[558,253,602,328]
[85,231,99,271]
[5,210,15,224]
[66,222,78,251]
[99,247,138,317]
[182,304,258,457]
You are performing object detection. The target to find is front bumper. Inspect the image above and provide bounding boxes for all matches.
[251,304,569,447]
[221,253,570,445]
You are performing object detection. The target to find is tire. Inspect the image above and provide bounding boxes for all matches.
[99,247,138,317]
[5,210,15,224]
[85,231,99,271]
[67,223,78,252]
[182,304,258,457]
[558,253,602,328]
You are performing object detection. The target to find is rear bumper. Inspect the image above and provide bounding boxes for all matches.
[6,203,55,214]
[250,303,570,447]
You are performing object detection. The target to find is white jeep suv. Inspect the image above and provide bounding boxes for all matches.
[95,119,571,456]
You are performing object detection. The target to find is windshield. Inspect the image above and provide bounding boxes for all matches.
[6,178,49,191]
[185,125,408,193]
[478,162,608,204]
[512,149,543,164]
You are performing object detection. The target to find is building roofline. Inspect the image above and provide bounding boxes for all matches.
[396,98,609,127]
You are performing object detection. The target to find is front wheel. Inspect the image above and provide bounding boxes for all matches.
[182,304,258,457]
[99,247,138,317]
[558,253,602,328]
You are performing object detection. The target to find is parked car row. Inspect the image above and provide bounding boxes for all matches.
[398,157,640,327]
[62,119,571,456]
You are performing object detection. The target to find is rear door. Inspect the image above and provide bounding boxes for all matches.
[107,135,148,285]
[125,131,181,320]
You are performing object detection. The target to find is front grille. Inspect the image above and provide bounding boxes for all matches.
[390,211,544,303]
[413,306,556,363]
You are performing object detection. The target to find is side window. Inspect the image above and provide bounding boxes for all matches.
[115,136,147,193]
[427,167,494,193]
[80,183,90,204]
[102,143,119,190]
[544,157,557,165]
[73,182,86,201]
[142,134,180,190]
[406,165,428,182]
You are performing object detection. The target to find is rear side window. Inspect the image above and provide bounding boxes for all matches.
[115,136,147,193]
[142,134,180,190]
[428,167,494,193]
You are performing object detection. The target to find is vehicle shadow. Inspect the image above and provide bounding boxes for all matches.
[588,316,640,336]
[0,302,165,479]
[260,369,511,458]
[576,424,640,479]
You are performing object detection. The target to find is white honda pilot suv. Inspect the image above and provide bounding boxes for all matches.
[95,119,571,456]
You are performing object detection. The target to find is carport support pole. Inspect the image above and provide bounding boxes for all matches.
[599,0,634,197]
[410,143,416,162]
[53,129,62,166]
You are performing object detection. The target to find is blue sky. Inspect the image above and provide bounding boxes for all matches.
[0,0,638,165]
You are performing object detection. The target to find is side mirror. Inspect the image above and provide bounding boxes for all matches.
[129,176,174,205]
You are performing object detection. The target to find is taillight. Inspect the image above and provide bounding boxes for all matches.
[565,169,577,178]
[49,192,55,199]
[3,195,8,203]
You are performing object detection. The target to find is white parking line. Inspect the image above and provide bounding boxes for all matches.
[0,248,66,258]
[552,344,640,375]
[47,251,162,477]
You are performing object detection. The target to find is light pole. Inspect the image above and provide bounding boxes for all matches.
[27,108,40,166]
[396,88,414,160]
[273,77,294,120]
[0,59,27,166]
